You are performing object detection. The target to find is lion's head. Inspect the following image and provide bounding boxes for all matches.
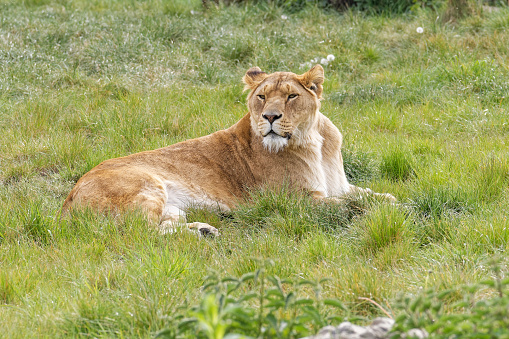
[243,65,325,152]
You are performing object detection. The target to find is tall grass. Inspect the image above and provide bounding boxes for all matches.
[1,0,508,337]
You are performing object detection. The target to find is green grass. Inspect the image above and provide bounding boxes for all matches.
[1,0,509,337]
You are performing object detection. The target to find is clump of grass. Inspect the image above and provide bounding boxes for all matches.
[438,60,509,104]
[419,216,456,245]
[0,268,38,306]
[442,0,478,23]
[101,82,130,99]
[380,148,415,181]
[474,156,509,203]
[233,185,313,228]
[17,200,55,245]
[342,148,378,184]
[443,208,509,255]
[352,204,414,255]
[409,182,473,220]
[231,185,374,237]
[64,297,119,337]
[147,18,189,45]
[0,272,17,305]
[220,38,255,65]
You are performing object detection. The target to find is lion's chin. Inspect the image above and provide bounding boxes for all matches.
[262,133,288,153]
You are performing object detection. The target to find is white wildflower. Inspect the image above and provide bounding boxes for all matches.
[320,58,328,66]
[416,27,424,34]
[300,62,312,69]
[281,15,288,20]
[327,54,335,61]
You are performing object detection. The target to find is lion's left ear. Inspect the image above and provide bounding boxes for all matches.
[297,64,324,99]
[243,67,269,91]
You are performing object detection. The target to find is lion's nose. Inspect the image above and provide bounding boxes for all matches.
[262,113,282,124]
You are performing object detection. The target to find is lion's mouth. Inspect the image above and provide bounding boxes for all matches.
[263,130,292,140]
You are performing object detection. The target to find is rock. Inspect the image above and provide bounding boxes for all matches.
[301,317,428,339]
[402,328,429,338]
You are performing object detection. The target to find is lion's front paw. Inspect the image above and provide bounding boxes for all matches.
[189,222,220,237]
[373,192,397,203]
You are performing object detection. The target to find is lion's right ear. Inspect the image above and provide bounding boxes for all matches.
[297,64,324,99]
[243,67,268,91]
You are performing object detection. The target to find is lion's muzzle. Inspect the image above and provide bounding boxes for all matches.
[262,112,282,124]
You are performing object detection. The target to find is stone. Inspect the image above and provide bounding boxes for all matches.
[301,317,428,339]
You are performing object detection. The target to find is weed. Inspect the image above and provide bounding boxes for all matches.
[391,259,509,338]
[168,261,347,339]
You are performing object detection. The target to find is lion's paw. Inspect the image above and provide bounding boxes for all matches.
[373,192,397,203]
[188,222,220,237]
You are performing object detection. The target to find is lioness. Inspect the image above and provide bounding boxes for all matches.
[62,65,394,235]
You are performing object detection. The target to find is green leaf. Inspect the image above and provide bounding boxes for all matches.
[302,306,324,326]
[437,289,454,300]
[319,277,331,284]
[409,296,422,312]
[222,277,240,283]
[294,298,314,306]
[453,301,470,308]
[479,279,496,287]
[284,291,295,309]
[323,299,346,310]
[265,288,284,298]
[224,334,254,339]
[227,282,241,294]
[297,279,317,287]
[155,328,174,338]
[178,317,198,330]
[265,313,279,329]
[240,273,255,282]
[238,292,258,302]
[266,300,285,309]
[202,282,220,292]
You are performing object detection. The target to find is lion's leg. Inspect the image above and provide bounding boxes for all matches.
[311,190,345,204]
[349,185,397,202]
[311,187,396,203]
[159,205,219,237]
[131,179,219,237]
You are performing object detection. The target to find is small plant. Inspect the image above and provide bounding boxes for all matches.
[391,258,509,338]
[164,261,347,338]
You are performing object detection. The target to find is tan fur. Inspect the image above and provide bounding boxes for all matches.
[62,65,394,235]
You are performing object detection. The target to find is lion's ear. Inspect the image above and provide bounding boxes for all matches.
[243,67,268,91]
[297,64,324,99]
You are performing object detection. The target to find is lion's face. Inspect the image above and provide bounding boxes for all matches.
[243,65,324,152]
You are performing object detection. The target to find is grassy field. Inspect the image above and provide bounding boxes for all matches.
[1,0,509,337]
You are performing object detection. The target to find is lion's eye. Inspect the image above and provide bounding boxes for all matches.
[288,94,298,100]
[257,95,265,100]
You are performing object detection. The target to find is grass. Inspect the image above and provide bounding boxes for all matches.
[0,0,509,337]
